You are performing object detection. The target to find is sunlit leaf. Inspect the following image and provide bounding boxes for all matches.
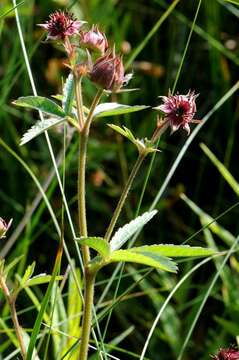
[110,210,158,251]
[221,0,239,5]
[129,244,215,257]
[76,237,110,258]
[13,96,65,117]
[26,247,62,360]
[108,249,177,272]
[108,124,136,142]
[66,264,82,360]
[62,73,75,115]
[20,117,66,145]
[108,124,157,154]
[26,274,63,287]
[52,95,89,115]
[20,262,35,287]
[93,103,149,118]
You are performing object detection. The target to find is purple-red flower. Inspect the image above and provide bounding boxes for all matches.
[38,11,83,41]
[80,25,108,54]
[212,347,239,360]
[156,90,199,135]
[90,49,131,91]
[0,218,12,239]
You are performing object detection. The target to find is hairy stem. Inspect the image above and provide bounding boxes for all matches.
[104,153,146,242]
[79,270,96,360]
[0,277,26,359]
[74,76,84,130]
[77,89,103,264]
[77,88,104,360]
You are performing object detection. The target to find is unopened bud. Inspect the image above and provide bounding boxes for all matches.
[90,49,131,91]
[80,25,108,55]
[0,218,12,239]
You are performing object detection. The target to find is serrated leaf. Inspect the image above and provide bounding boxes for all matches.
[110,210,158,251]
[62,73,74,115]
[108,250,177,272]
[109,124,157,154]
[93,103,149,118]
[20,262,35,287]
[13,96,65,117]
[26,274,63,287]
[108,124,136,142]
[20,117,66,145]
[129,244,215,257]
[52,95,90,115]
[76,237,110,257]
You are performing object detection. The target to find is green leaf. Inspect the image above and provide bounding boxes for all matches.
[62,73,74,115]
[20,262,35,287]
[214,316,239,336]
[200,143,239,196]
[129,244,215,257]
[108,124,136,142]
[108,124,157,154]
[110,210,158,251]
[13,96,65,118]
[221,0,239,5]
[75,237,110,257]
[52,95,89,116]
[26,247,62,360]
[66,264,82,359]
[108,250,177,272]
[26,274,63,287]
[93,103,149,118]
[20,117,66,146]
[23,331,40,360]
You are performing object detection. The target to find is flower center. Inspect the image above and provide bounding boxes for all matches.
[54,18,66,31]
[175,106,185,117]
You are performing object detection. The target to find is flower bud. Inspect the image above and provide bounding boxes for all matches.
[38,11,83,41]
[90,49,131,91]
[0,218,12,239]
[80,25,108,55]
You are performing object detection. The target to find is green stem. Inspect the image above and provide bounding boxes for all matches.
[77,89,103,264]
[83,89,104,133]
[0,278,26,359]
[104,153,146,242]
[74,76,84,130]
[79,269,96,360]
[77,88,104,360]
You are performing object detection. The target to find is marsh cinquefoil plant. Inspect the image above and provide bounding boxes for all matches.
[0,10,215,360]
